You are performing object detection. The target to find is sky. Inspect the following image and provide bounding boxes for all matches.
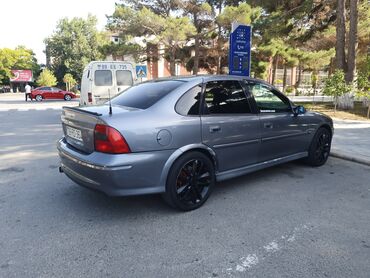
[0,0,118,64]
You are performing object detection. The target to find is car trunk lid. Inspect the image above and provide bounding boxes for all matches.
[61,105,136,154]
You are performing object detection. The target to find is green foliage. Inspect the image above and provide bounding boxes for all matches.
[323,70,351,110]
[356,71,370,97]
[109,5,196,74]
[0,46,39,84]
[45,15,107,83]
[216,3,262,34]
[37,69,57,87]
[63,73,77,91]
[285,86,294,94]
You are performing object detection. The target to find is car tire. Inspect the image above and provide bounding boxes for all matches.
[35,95,43,101]
[64,94,72,101]
[163,151,215,211]
[304,127,332,167]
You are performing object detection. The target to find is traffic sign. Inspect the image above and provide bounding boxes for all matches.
[229,24,252,77]
[136,65,147,78]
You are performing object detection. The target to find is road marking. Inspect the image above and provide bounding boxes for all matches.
[0,107,63,112]
[219,223,313,276]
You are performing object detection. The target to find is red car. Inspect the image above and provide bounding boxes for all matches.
[31,87,77,101]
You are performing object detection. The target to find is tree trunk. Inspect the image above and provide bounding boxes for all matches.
[193,35,200,75]
[294,65,302,95]
[216,1,222,74]
[282,65,287,92]
[169,48,176,76]
[345,0,358,83]
[335,0,347,71]
[271,55,278,85]
[267,56,273,83]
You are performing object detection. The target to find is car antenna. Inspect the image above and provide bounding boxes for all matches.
[108,88,112,115]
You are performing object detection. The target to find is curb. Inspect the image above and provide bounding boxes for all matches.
[330,151,370,167]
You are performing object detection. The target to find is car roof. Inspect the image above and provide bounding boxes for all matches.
[144,75,271,86]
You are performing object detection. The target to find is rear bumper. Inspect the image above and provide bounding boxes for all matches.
[57,138,173,196]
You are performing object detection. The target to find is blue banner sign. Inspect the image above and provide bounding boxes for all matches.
[229,25,252,76]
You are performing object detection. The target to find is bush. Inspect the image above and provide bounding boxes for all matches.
[322,70,351,111]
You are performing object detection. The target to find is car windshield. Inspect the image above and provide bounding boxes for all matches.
[110,80,185,109]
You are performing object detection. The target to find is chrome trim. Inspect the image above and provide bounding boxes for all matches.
[58,146,132,171]
[213,139,260,149]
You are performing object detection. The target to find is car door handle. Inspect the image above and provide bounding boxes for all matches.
[209,126,221,133]
[264,122,273,129]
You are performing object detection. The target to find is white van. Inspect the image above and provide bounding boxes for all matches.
[80,61,136,106]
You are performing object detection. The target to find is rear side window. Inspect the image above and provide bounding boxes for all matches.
[95,70,112,86]
[111,80,185,109]
[176,85,202,116]
[116,70,133,86]
[203,80,251,114]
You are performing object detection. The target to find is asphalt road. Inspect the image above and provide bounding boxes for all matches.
[0,99,370,278]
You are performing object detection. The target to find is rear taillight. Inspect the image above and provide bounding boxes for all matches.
[88,92,92,103]
[94,124,131,154]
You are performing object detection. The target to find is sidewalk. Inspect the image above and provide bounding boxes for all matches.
[0,92,78,111]
[331,118,370,166]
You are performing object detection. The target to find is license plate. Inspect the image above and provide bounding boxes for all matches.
[66,126,83,141]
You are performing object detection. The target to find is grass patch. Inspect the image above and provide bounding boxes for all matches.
[296,101,370,121]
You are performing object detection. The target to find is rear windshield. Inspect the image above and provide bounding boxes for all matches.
[110,80,185,109]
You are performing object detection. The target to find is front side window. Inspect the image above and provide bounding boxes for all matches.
[203,80,251,114]
[95,70,112,86]
[176,85,202,116]
[248,83,291,112]
[116,70,133,86]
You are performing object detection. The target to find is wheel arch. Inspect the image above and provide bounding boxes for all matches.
[319,123,333,138]
[158,144,218,189]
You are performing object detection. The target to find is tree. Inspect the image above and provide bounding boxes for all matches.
[356,71,370,118]
[108,6,196,75]
[335,0,346,71]
[44,15,107,83]
[159,17,197,75]
[181,0,213,74]
[334,0,360,83]
[63,73,77,91]
[322,70,351,111]
[0,46,39,84]
[118,0,179,17]
[37,69,57,87]
[346,0,358,83]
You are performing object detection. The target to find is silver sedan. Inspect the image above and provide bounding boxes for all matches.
[58,75,333,210]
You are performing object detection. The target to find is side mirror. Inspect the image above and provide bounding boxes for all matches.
[293,105,306,116]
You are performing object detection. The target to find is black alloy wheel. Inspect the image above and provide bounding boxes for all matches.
[305,127,332,166]
[164,151,215,211]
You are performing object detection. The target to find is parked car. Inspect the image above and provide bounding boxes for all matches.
[31,87,77,101]
[58,75,333,211]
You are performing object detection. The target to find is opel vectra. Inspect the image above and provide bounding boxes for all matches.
[58,76,333,210]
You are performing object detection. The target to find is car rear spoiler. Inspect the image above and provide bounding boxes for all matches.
[62,106,102,117]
